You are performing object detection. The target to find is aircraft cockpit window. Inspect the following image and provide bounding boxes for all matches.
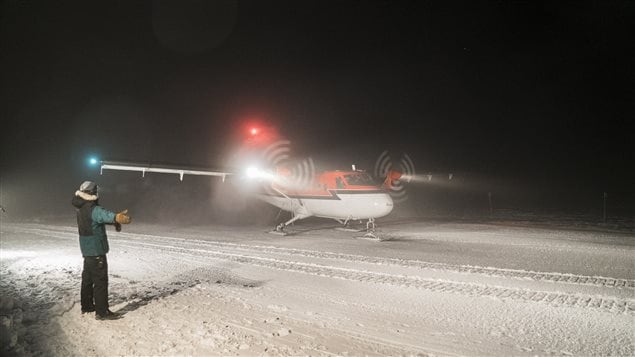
[343,173,376,186]
[335,177,345,189]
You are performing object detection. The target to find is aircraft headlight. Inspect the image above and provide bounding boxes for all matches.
[246,166,260,178]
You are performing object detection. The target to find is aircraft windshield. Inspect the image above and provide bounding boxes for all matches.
[343,173,377,186]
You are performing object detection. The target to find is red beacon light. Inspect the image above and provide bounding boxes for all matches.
[250,127,259,136]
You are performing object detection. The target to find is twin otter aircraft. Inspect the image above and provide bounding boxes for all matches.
[99,161,404,239]
[98,126,416,239]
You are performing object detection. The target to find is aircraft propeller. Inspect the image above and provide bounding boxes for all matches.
[374,150,416,203]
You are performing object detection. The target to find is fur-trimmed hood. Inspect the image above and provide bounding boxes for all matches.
[72,191,98,208]
[76,191,98,201]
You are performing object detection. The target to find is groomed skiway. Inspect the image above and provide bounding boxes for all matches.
[1,220,633,356]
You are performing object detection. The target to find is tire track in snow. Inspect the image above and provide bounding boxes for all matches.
[114,239,635,316]
[115,231,635,290]
[7,225,635,291]
[6,225,634,314]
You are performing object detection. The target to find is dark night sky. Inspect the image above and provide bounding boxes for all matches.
[1,0,634,219]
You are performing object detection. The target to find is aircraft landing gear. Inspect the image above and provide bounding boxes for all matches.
[271,222,287,235]
[363,217,378,239]
[335,217,364,232]
[356,218,390,241]
[270,214,305,236]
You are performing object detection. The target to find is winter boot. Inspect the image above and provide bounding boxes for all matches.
[95,309,121,320]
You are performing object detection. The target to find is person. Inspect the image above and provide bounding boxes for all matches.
[71,181,131,320]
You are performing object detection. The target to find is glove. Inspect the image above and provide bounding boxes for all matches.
[115,209,131,224]
[114,221,122,232]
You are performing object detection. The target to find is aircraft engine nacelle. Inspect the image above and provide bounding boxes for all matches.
[382,170,403,189]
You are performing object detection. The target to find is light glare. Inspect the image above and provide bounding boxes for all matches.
[246,166,260,178]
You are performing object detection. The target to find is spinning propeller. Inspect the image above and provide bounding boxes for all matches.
[261,140,315,189]
[374,150,416,203]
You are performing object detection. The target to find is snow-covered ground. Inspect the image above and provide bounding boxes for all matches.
[1,218,633,356]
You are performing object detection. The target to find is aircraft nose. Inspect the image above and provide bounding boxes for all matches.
[373,193,394,218]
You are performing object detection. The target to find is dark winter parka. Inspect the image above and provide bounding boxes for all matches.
[71,191,116,257]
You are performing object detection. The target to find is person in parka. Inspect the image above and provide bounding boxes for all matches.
[71,181,131,320]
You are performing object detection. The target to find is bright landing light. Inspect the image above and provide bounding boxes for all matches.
[246,166,260,178]
[245,166,275,180]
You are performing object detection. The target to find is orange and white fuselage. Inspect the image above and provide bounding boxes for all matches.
[256,170,394,222]
[99,162,395,229]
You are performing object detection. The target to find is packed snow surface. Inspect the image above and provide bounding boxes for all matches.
[1,218,634,356]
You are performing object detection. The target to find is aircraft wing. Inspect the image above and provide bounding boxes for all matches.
[100,161,233,182]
